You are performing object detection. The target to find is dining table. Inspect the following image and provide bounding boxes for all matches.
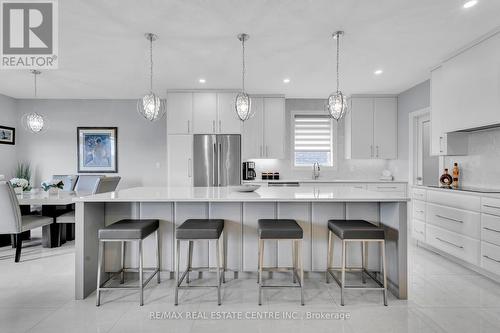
[16,190,91,248]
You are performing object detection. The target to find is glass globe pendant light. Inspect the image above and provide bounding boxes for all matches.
[326,31,348,121]
[235,33,253,121]
[137,33,165,122]
[23,70,45,133]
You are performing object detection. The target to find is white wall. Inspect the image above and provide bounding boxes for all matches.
[15,99,167,188]
[0,93,18,179]
[247,98,397,181]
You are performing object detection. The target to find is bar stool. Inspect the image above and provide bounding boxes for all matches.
[257,219,304,306]
[96,219,160,306]
[326,219,387,306]
[175,219,225,306]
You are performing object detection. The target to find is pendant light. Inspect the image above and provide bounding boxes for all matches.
[23,70,45,133]
[137,33,165,122]
[235,33,253,121]
[326,31,348,121]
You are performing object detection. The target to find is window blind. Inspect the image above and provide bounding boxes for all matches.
[293,114,333,166]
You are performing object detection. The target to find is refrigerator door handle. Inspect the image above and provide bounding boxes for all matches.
[213,143,217,186]
[218,143,222,186]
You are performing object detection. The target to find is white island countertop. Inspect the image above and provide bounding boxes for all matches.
[74,186,409,203]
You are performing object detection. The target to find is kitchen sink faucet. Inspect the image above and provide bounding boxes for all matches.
[312,162,320,180]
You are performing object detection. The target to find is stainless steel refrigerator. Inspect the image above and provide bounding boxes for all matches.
[193,134,241,186]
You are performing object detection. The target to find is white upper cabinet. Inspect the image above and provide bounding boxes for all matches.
[263,97,285,159]
[345,97,397,159]
[242,97,264,159]
[217,92,242,134]
[242,96,285,160]
[192,92,217,134]
[373,98,397,159]
[167,92,192,134]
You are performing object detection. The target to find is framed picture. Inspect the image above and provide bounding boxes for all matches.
[77,127,118,173]
[0,126,15,145]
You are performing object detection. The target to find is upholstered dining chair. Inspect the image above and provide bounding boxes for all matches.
[74,175,105,193]
[56,176,121,225]
[0,181,52,262]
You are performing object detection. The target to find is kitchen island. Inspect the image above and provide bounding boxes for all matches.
[74,186,409,301]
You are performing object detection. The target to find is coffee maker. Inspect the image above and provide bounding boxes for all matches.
[242,162,256,180]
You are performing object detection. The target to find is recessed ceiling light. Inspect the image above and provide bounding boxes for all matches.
[463,0,478,9]
[283,78,291,84]
[198,78,206,84]
[374,69,383,75]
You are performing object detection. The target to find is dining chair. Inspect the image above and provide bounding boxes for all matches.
[52,175,79,192]
[74,175,104,193]
[56,176,121,225]
[0,181,53,262]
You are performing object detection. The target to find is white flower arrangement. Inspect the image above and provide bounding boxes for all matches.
[10,178,30,190]
[41,179,64,192]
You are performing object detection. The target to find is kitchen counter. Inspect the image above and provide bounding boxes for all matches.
[74,186,409,203]
[243,179,408,184]
[412,184,500,199]
[74,186,408,302]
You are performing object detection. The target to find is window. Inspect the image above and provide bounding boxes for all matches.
[293,114,334,167]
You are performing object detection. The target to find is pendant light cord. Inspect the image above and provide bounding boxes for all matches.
[242,38,246,92]
[149,36,153,93]
[336,32,340,93]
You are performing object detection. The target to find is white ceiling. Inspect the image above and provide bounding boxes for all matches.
[1,0,499,99]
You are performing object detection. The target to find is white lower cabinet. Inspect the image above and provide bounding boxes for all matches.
[426,203,480,238]
[426,224,480,265]
[481,213,500,246]
[413,219,426,242]
[481,241,500,276]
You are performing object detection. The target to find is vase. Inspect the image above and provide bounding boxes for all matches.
[14,187,23,195]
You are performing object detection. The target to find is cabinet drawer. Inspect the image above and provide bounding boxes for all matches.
[412,188,427,201]
[481,213,500,246]
[412,200,426,222]
[367,184,406,192]
[427,190,480,212]
[426,203,480,238]
[481,241,500,276]
[343,184,367,190]
[413,219,426,242]
[481,197,500,217]
[426,224,480,265]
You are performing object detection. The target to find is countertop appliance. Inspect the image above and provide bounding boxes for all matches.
[193,134,241,186]
[242,161,256,181]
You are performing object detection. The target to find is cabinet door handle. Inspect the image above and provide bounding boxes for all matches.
[416,230,424,235]
[377,186,398,189]
[436,237,463,249]
[376,145,379,158]
[188,158,192,177]
[259,145,263,157]
[416,210,424,213]
[435,214,463,223]
[219,120,222,133]
[439,136,444,153]
[483,255,500,264]
[483,204,500,210]
[187,120,190,133]
[370,145,373,158]
[484,227,500,234]
[266,146,269,157]
[212,120,216,133]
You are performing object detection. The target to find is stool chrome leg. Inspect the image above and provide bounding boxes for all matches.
[298,240,304,306]
[257,237,262,284]
[361,241,366,284]
[221,231,226,284]
[216,238,221,306]
[258,239,264,306]
[381,240,388,306]
[156,230,161,283]
[96,240,104,306]
[292,240,297,284]
[341,240,346,306]
[120,241,125,284]
[187,241,193,284]
[139,240,144,306]
[326,230,332,283]
[174,239,180,306]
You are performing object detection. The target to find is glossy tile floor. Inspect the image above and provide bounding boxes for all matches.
[1,231,500,333]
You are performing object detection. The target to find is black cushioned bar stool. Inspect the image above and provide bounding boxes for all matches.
[175,219,225,306]
[326,220,387,306]
[258,219,304,306]
[96,219,160,306]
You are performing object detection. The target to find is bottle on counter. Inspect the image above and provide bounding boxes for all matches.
[439,168,453,188]
[452,163,459,189]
